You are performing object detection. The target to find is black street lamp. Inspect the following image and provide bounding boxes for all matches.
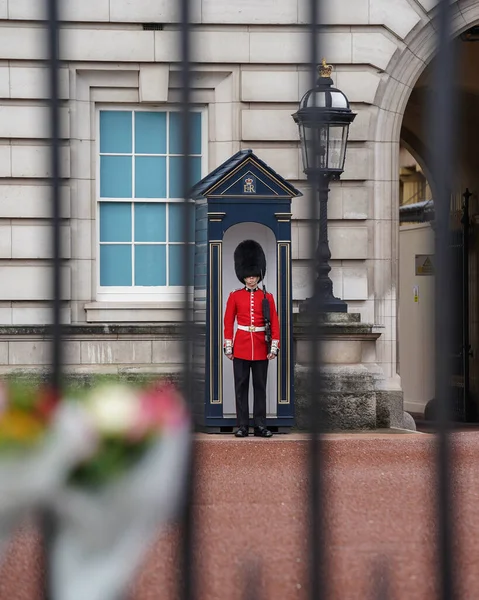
[293,60,356,313]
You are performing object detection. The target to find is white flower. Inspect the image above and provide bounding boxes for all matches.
[84,385,138,437]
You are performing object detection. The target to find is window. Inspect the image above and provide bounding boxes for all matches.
[97,108,204,300]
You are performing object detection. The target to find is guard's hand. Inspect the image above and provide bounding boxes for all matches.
[226,353,234,361]
[267,353,277,360]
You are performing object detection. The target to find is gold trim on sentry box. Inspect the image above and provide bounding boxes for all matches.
[209,242,223,404]
[277,242,291,404]
[208,212,226,222]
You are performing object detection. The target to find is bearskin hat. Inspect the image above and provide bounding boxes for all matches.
[234,239,266,283]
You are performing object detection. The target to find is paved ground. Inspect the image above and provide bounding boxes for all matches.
[2,432,479,599]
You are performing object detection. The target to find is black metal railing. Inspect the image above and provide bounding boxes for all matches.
[43,0,458,598]
[179,0,197,598]
[428,0,457,597]
[307,2,328,600]
[45,0,61,597]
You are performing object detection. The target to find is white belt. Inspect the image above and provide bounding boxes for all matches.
[237,325,266,332]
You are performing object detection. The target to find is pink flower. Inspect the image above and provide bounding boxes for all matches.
[129,383,187,441]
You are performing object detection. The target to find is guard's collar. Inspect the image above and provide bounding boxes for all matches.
[244,286,259,292]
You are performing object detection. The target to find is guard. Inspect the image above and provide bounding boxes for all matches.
[223,240,280,438]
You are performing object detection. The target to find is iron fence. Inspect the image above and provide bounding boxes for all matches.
[41,0,458,598]
[429,0,457,597]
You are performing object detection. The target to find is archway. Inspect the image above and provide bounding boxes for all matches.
[375,4,479,419]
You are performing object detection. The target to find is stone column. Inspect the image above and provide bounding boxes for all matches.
[294,313,414,430]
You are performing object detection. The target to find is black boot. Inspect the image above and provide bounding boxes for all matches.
[235,426,249,438]
[254,426,272,438]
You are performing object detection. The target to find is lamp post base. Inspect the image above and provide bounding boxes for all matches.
[299,294,348,314]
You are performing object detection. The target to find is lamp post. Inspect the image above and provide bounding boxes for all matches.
[293,60,356,313]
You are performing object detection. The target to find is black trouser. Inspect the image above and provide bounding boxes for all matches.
[233,358,269,428]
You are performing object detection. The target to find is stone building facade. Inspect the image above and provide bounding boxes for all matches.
[1,0,479,421]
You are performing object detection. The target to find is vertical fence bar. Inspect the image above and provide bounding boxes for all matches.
[307,0,327,599]
[372,557,391,600]
[179,0,196,599]
[44,0,61,597]
[462,189,471,421]
[47,0,62,396]
[429,0,457,597]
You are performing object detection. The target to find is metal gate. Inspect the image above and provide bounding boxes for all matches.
[36,0,464,598]
[448,190,476,423]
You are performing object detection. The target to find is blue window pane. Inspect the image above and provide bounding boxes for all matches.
[135,156,166,198]
[169,203,195,243]
[169,245,194,286]
[135,245,166,286]
[135,112,167,154]
[100,245,132,286]
[100,202,132,242]
[100,156,132,198]
[169,156,201,198]
[134,203,166,242]
[100,111,132,154]
[169,112,202,155]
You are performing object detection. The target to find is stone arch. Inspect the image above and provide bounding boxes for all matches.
[370,0,479,406]
[364,1,479,387]
[374,0,479,151]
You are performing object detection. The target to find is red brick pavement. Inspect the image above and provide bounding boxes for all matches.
[2,432,479,599]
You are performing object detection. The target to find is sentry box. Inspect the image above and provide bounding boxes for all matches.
[190,150,301,432]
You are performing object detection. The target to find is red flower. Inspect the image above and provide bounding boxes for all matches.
[35,387,61,423]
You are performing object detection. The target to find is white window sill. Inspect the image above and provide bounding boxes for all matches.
[84,302,192,323]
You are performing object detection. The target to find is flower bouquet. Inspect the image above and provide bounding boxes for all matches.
[0,381,94,555]
[51,381,191,600]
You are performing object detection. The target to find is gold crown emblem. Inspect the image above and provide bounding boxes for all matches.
[245,177,253,184]
[319,59,333,78]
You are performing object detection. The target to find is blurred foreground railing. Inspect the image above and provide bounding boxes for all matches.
[306,1,327,599]
[42,0,459,598]
[179,0,197,599]
[45,0,61,596]
[429,0,457,598]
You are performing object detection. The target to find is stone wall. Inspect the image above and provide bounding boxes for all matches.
[1,0,474,396]
[0,325,184,376]
[0,321,411,431]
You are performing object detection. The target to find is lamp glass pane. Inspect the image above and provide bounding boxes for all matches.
[303,125,316,172]
[306,90,327,108]
[298,123,308,172]
[329,91,348,109]
[300,124,329,172]
[319,126,328,170]
[327,125,348,171]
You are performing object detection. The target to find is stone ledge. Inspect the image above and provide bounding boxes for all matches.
[0,324,186,337]
[84,302,191,323]
[294,323,382,339]
[294,311,383,339]
[295,312,361,324]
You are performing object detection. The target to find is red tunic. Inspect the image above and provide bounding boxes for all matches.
[224,287,280,361]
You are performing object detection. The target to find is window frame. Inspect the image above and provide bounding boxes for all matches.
[95,105,207,302]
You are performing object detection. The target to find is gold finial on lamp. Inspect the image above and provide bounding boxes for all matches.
[319,59,333,78]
